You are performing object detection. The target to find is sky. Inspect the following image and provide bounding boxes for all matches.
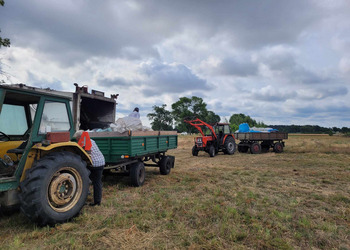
[0,0,349,128]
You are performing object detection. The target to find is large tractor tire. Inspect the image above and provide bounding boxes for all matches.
[130,161,145,187]
[159,156,174,175]
[192,146,199,156]
[19,152,90,226]
[224,137,236,155]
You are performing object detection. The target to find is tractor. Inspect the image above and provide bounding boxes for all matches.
[184,118,236,157]
[0,84,116,225]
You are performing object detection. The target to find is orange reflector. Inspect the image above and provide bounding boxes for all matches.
[142,143,144,146]
[124,155,129,158]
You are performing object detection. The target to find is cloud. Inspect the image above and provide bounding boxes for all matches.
[140,60,211,96]
[26,71,63,90]
[217,57,258,77]
[1,0,350,128]
[99,76,133,88]
[297,86,348,100]
[252,85,297,102]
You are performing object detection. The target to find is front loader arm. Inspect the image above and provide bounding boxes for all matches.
[184,118,217,139]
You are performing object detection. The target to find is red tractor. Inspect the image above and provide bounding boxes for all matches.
[184,118,236,157]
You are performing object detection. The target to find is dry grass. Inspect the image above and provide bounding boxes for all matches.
[1,134,350,249]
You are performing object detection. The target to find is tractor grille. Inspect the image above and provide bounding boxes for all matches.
[196,137,203,147]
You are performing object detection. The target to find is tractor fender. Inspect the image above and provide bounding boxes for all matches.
[222,134,234,145]
[20,142,92,182]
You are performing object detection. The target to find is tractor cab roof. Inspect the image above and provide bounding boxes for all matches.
[0,84,72,105]
[214,123,230,126]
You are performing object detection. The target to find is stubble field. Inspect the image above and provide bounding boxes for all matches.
[1,134,350,249]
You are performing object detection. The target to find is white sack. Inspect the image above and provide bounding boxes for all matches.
[110,117,143,133]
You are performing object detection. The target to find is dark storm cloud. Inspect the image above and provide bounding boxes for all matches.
[140,60,211,96]
[1,1,164,65]
[1,0,322,66]
[142,0,321,48]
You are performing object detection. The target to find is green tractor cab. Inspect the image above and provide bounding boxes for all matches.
[0,84,92,225]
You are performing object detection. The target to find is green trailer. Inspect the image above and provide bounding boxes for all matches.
[88,130,178,186]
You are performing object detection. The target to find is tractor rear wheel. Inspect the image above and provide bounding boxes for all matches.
[224,137,236,155]
[209,145,215,157]
[192,146,199,156]
[19,152,89,226]
[273,142,284,153]
[250,143,261,154]
[130,162,145,186]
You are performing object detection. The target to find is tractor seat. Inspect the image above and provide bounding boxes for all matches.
[7,141,28,154]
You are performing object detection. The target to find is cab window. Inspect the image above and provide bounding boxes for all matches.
[0,104,28,135]
[39,101,70,134]
[224,125,230,134]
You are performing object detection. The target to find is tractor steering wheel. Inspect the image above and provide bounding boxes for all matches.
[0,131,11,141]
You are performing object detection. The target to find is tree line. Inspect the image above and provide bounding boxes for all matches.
[147,96,350,135]
[147,96,220,133]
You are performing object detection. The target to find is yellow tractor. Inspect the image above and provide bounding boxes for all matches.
[0,84,116,225]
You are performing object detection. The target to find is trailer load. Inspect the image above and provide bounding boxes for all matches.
[234,123,288,154]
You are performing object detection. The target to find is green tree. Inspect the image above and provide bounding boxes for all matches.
[205,111,221,124]
[229,113,266,131]
[147,104,173,131]
[0,1,10,48]
[171,96,209,132]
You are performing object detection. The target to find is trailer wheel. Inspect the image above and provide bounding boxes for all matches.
[19,152,89,226]
[209,145,215,157]
[192,146,199,156]
[130,162,145,187]
[250,143,261,154]
[159,156,172,175]
[273,142,284,153]
[224,137,236,155]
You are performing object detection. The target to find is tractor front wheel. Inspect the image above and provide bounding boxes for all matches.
[192,146,199,156]
[19,152,89,226]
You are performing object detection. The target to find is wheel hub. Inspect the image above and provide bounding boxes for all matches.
[49,173,77,207]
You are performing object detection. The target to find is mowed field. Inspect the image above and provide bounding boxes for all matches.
[1,134,350,249]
